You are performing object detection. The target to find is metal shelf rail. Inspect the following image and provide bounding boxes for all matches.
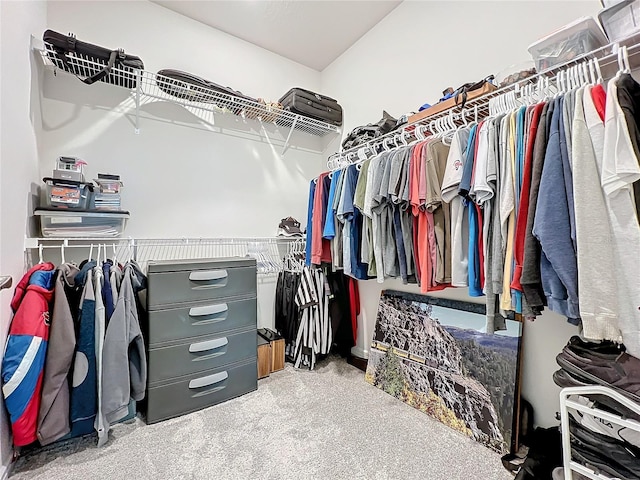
[559,385,640,480]
[327,30,640,171]
[34,39,340,154]
[24,236,305,276]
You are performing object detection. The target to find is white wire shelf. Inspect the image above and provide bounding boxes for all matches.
[25,236,306,276]
[327,30,640,170]
[36,40,340,153]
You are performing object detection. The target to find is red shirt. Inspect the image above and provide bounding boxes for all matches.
[511,102,545,292]
[591,83,606,122]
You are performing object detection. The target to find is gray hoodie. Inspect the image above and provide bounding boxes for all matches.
[37,263,80,445]
[99,262,147,446]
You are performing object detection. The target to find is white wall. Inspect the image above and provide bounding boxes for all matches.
[0,0,48,475]
[43,0,327,238]
[321,0,602,427]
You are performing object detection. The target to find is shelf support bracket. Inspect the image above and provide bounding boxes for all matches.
[134,70,142,134]
[281,117,298,155]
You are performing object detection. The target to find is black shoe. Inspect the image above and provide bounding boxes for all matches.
[571,437,637,480]
[556,341,640,404]
[570,418,640,476]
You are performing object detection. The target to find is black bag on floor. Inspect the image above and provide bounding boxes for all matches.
[278,88,343,126]
[43,30,144,88]
[156,69,259,115]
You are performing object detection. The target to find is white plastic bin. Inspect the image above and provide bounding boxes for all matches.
[35,208,129,237]
[528,17,609,71]
[599,0,640,42]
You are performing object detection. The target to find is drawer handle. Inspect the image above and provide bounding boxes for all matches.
[189,337,228,353]
[189,270,228,281]
[188,371,228,389]
[188,304,228,317]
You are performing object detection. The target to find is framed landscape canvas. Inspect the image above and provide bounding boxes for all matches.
[365,290,523,454]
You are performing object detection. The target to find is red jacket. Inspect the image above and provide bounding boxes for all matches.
[2,263,55,446]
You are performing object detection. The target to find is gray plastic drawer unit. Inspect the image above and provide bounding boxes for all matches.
[147,328,258,383]
[147,258,257,308]
[146,295,257,346]
[145,358,258,424]
[144,258,258,423]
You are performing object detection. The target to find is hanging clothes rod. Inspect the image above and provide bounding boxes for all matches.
[328,30,640,171]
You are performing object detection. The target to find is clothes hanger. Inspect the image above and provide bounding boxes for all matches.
[588,59,597,85]
[623,45,631,73]
[38,245,44,264]
[61,244,65,265]
[594,56,603,84]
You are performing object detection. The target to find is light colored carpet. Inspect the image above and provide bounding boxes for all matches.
[11,358,512,480]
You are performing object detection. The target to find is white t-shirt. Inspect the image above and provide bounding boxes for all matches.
[441,127,470,203]
[602,76,640,355]
[442,127,471,286]
[470,121,493,205]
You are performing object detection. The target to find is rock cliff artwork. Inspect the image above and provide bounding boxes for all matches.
[365,290,523,454]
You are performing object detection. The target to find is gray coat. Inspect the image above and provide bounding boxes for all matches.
[100,263,147,439]
[37,263,79,445]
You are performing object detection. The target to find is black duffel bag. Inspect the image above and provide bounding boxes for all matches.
[155,69,259,115]
[43,30,144,88]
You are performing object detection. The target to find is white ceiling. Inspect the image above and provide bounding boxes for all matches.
[151,0,402,71]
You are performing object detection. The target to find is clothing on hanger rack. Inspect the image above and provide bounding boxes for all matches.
[1,247,148,449]
[303,49,640,354]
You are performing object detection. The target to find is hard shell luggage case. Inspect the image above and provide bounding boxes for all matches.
[43,30,144,88]
[278,88,343,126]
[156,69,258,115]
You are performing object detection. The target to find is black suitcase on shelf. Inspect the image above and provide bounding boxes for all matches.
[42,30,144,88]
[156,69,259,115]
[278,88,342,126]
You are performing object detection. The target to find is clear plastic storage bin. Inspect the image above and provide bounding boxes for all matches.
[599,0,640,42]
[43,177,93,209]
[35,208,129,237]
[528,17,609,71]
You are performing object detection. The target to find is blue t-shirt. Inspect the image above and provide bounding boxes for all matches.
[468,202,483,297]
[323,171,341,239]
[341,165,369,279]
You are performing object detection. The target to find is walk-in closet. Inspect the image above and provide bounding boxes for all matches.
[2,1,640,479]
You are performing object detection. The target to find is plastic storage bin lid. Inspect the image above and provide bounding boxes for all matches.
[528,16,609,56]
[35,207,129,217]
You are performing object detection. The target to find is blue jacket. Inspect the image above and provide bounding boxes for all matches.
[533,97,580,321]
[69,261,97,437]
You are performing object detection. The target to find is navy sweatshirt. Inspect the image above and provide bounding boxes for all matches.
[532,96,580,322]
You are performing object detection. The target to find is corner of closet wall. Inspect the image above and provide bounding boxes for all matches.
[0,0,48,476]
[40,0,330,239]
[320,0,603,427]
